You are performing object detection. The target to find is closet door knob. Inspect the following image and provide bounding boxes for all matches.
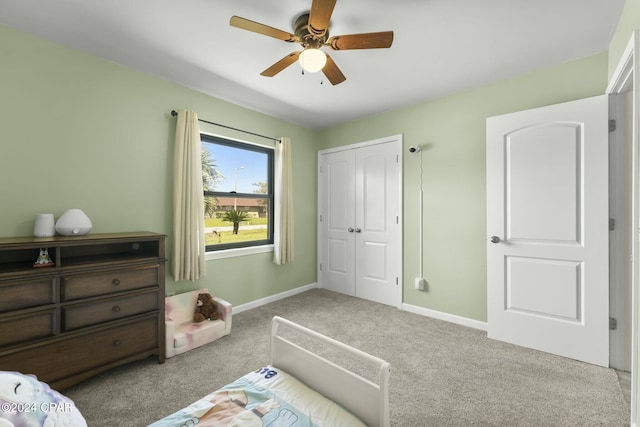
[347,227,354,232]
[490,236,501,244]
[355,228,362,233]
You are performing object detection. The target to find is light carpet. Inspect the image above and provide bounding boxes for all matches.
[65,289,629,426]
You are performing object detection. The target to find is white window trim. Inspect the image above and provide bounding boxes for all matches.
[205,244,274,260]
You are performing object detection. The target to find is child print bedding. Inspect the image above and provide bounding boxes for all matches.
[148,365,366,427]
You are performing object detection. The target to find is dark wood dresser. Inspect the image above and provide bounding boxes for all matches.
[0,231,166,390]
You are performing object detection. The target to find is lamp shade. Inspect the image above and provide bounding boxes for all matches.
[299,48,327,73]
[55,209,92,236]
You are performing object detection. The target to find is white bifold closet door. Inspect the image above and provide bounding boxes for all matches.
[318,136,402,308]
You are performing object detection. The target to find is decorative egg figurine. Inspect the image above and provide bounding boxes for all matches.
[55,209,92,236]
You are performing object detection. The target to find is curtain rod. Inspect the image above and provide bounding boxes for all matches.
[170,110,279,143]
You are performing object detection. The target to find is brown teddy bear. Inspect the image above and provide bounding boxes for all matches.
[194,292,219,323]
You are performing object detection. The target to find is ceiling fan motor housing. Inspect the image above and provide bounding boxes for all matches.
[294,13,328,49]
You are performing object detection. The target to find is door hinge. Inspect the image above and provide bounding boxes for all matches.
[396,277,399,285]
[610,218,616,231]
[319,165,323,173]
[319,263,322,271]
[609,119,617,133]
[610,317,618,330]
[319,214,322,222]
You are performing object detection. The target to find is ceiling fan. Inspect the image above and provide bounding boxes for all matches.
[229,0,394,85]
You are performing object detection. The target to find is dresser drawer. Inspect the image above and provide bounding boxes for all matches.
[62,291,158,331]
[0,277,56,313]
[0,316,158,384]
[62,265,158,300]
[0,310,55,347]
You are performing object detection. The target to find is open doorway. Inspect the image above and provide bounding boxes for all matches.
[609,89,634,373]
[609,87,634,407]
[606,30,638,425]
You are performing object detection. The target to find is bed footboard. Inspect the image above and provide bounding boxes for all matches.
[270,316,391,427]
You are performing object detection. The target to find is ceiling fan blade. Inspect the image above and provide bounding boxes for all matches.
[327,31,394,50]
[260,52,301,77]
[322,54,346,85]
[230,16,298,42]
[308,0,337,36]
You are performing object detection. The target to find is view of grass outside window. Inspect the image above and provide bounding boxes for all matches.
[201,135,274,251]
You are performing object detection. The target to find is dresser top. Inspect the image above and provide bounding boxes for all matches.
[0,231,165,247]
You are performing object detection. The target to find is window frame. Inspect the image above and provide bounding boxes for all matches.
[201,134,275,252]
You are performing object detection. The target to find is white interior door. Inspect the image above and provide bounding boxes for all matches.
[319,149,356,295]
[486,95,609,367]
[355,142,401,307]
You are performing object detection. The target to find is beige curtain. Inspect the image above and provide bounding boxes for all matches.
[172,110,206,281]
[273,137,294,265]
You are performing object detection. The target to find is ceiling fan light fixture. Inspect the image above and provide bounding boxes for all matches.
[299,48,327,73]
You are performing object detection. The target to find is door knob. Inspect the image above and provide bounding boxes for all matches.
[348,227,354,232]
[355,228,362,233]
[490,236,500,244]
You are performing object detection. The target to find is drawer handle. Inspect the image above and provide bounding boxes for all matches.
[112,306,121,313]
[112,278,121,286]
[113,340,121,347]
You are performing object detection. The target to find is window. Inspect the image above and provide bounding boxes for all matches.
[201,134,274,251]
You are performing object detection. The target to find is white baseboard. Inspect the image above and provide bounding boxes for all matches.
[233,284,487,332]
[233,282,319,314]
[402,303,487,331]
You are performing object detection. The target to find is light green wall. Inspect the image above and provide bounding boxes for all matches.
[319,53,609,321]
[608,0,640,79]
[0,24,319,305]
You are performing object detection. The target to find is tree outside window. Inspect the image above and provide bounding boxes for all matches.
[201,135,274,251]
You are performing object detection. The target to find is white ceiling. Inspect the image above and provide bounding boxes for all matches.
[0,0,626,129]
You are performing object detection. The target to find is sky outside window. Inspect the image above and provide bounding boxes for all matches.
[202,142,268,194]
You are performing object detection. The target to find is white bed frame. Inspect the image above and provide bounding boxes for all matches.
[270,316,391,427]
